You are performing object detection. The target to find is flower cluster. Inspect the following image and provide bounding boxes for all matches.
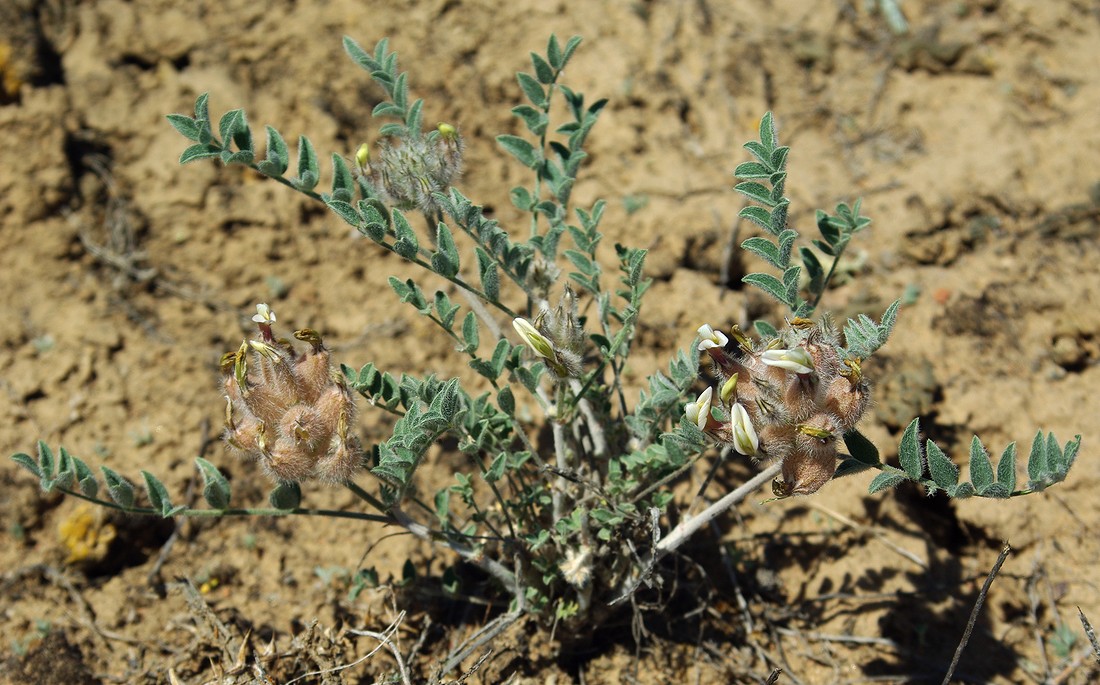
[512,286,587,379]
[355,123,464,217]
[222,304,363,484]
[687,318,870,497]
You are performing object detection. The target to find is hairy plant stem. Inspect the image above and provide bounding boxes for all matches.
[568,378,608,458]
[551,384,570,524]
[809,238,851,311]
[390,507,519,594]
[655,461,782,557]
[609,461,781,606]
[56,486,393,523]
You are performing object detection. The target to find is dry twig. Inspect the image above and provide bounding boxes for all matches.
[941,542,1011,685]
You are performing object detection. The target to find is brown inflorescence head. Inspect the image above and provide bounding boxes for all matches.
[222,304,363,484]
[687,317,871,497]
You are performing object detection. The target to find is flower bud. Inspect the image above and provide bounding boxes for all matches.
[355,143,370,172]
[730,402,759,456]
[719,373,739,405]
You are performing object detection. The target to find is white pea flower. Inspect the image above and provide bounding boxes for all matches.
[730,402,759,456]
[761,347,814,375]
[252,303,276,325]
[512,317,555,360]
[684,387,714,430]
[696,324,729,351]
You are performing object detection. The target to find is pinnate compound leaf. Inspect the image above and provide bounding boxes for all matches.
[531,52,554,84]
[330,153,354,202]
[546,35,564,69]
[734,161,771,179]
[325,199,361,228]
[516,72,547,108]
[142,471,184,517]
[1058,435,1081,479]
[392,209,419,259]
[898,418,922,480]
[741,237,782,268]
[562,36,583,65]
[497,386,515,415]
[968,436,995,494]
[432,223,460,278]
[166,114,200,141]
[11,452,42,479]
[196,457,231,509]
[734,181,776,207]
[925,440,958,490]
[180,144,220,164]
[950,482,976,499]
[461,311,479,353]
[1026,431,1046,483]
[71,456,98,497]
[980,482,1012,499]
[742,273,792,307]
[294,135,319,191]
[738,205,773,231]
[36,441,56,485]
[53,446,76,490]
[843,429,881,466]
[256,125,289,176]
[497,135,539,169]
[269,481,301,510]
[101,466,135,508]
[869,467,908,494]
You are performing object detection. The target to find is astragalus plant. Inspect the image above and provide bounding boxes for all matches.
[12,34,1079,659]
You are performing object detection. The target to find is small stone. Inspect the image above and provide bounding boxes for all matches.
[1051,335,1085,370]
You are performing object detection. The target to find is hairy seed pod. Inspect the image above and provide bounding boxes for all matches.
[777,439,838,497]
[823,375,871,430]
[313,437,364,484]
[266,437,318,483]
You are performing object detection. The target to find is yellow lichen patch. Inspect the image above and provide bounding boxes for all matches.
[0,42,23,101]
[57,504,117,564]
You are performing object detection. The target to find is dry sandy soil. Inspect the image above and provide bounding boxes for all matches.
[2,0,1100,683]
